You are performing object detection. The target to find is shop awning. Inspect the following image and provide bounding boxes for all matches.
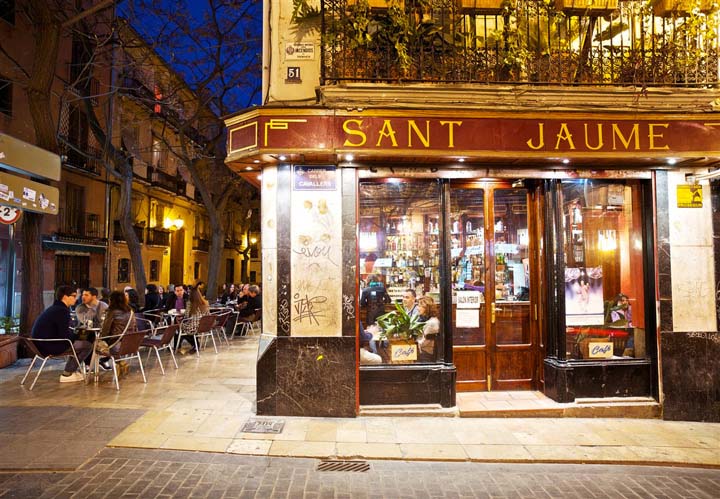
[42,239,107,254]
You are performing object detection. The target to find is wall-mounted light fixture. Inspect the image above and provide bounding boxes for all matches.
[163,216,184,231]
[250,237,258,245]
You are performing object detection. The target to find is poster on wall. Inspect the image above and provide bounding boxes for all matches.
[565,267,604,325]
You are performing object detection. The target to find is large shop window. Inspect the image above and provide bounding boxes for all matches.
[359,180,443,365]
[561,181,647,361]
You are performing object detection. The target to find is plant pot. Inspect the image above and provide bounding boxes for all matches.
[388,338,417,363]
[555,0,619,14]
[652,0,717,16]
[0,336,19,368]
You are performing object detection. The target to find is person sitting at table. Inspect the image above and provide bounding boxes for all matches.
[164,284,188,312]
[125,288,141,312]
[359,327,381,365]
[31,285,93,383]
[238,285,262,318]
[75,287,109,328]
[220,283,237,304]
[607,293,633,327]
[417,296,440,362]
[177,287,210,353]
[402,289,419,318]
[142,284,162,312]
[98,291,138,369]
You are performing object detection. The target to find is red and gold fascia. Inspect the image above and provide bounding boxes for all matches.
[224,107,720,170]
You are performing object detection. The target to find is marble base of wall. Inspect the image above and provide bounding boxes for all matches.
[661,331,720,422]
[359,364,456,407]
[256,336,356,417]
[544,358,654,403]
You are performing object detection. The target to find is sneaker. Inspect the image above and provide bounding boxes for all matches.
[59,372,84,383]
[99,359,112,371]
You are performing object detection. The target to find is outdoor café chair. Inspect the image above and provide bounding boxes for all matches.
[21,338,87,390]
[234,308,261,337]
[141,323,179,374]
[178,315,218,358]
[211,311,232,346]
[99,330,150,390]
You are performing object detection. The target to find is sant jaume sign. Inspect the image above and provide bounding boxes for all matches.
[227,111,720,156]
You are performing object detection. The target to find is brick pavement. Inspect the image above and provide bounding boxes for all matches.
[0,448,719,498]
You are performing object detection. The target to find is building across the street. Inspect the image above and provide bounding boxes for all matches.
[225,0,719,422]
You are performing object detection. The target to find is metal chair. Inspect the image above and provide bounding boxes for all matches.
[21,338,87,390]
[141,324,179,374]
[100,330,150,390]
[234,308,261,337]
[178,315,218,357]
[211,311,232,346]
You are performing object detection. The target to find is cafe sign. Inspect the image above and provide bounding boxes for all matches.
[227,110,720,157]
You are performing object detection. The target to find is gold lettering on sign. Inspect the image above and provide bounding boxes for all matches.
[376,120,398,147]
[408,120,430,148]
[612,124,639,150]
[648,123,670,150]
[555,123,576,150]
[439,120,462,148]
[584,123,604,151]
[342,119,367,147]
[527,123,544,150]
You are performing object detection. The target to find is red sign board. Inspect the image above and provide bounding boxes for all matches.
[227,111,720,157]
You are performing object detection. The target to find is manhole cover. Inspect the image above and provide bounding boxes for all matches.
[317,460,370,472]
[241,418,285,434]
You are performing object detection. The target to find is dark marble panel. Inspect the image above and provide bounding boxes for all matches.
[341,167,357,337]
[572,361,653,398]
[711,179,720,330]
[274,336,356,417]
[659,299,674,334]
[360,365,456,407]
[277,165,292,336]
[543,359,575,403]
[256,336,277,415]
[655,172,673,331]
[661,331,720,422]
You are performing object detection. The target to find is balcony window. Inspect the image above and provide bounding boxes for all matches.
[0,76,11,116]
[118,258,131,283]
[0,0,15,25]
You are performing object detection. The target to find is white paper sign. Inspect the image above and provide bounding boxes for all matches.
[457,290,481,309]
[456,309,480,328]
[391,343,417,362]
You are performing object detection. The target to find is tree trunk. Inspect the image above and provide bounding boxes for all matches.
[206,222,225,302]
[118,172,147,304]
[20,2,62,337]
[18,213,44,337]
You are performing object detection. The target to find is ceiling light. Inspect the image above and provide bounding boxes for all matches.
[245,166,253,171]
[278,155,287,161]
[344,154,354,161]
[253,159,261,164]
[458,158,465,162]
[666,158,677,165]
[562,159,570,164]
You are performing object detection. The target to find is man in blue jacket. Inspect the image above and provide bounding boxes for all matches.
[31,285,92,383]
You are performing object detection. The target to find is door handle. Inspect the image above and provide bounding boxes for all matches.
[491,303,496,323]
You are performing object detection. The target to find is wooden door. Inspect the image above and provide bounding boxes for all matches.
[451,182,538,391]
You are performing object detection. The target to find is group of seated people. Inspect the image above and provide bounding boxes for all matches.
[359,282,440,365]
[30,280,261,383]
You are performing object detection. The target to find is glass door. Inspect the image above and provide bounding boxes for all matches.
[451,182,536,391]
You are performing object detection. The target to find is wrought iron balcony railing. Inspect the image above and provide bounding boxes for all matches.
[60,141,103,176]
[320,0,720,87]
[56,210,104,240]
[149,166,187,195]
[113,221,145,243]
[192,236,211,252]
[147,227,171,246]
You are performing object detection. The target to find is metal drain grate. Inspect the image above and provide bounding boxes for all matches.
[317,460,370,472]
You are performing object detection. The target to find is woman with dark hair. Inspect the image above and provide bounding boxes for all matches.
[125,288,141,312]
[98,290,138,370]
[143,284,162,311]
[178,286,210,353]
[99,288,111,304]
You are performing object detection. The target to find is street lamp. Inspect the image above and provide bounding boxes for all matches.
[163,216,184,231]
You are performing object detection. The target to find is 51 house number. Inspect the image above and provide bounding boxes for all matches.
[286,67,301,83]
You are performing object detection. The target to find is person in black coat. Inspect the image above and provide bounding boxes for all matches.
[142,284,162,311]
[359,274,391,325]
[164,284,189,312]
[237,285,262,318]
[30,285,93,382]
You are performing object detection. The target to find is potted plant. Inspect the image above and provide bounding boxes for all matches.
[376,302,425,342]
[0,315,20,369]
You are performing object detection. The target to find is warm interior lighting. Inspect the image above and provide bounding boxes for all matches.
[250,237,257,244]
[598,229,617,252]
[163,216,184,231]
[359,231,378,251]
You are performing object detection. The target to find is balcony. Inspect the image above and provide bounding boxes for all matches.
[149,167,187,195]
[59,141,103,176]
[67,63,100,105]
[321,0,720,87]
[147,227,171,246]
[113,220,145,243]
[56,210,104,241]
[192,236,211,252]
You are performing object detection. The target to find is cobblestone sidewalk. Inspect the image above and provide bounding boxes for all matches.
[1,448,719,499]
